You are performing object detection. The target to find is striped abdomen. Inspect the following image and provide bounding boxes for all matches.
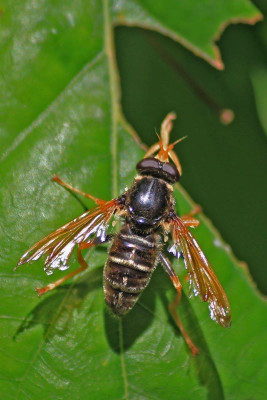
[104,225,160,316]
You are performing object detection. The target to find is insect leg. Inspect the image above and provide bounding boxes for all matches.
[160,112,176,149]
[181,205,202,219]
[36,236,113,296]
[159,252,199,356]
[52,175,105,206]
[180,206,202,227]
[36,243,92,296]
[144,142,160,158]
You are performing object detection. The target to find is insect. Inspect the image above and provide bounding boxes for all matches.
[17,113,231,355]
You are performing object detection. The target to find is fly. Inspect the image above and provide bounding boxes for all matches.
[16,113,231,355]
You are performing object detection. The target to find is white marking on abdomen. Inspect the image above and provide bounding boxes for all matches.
[109,256,151,272]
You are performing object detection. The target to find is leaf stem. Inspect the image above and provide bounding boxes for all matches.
[104,3,129,397]
[103,0,120,198]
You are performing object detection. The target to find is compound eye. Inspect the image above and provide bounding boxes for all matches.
[136,158,160,172]
[162,163,180,182]
[136,157,180,183]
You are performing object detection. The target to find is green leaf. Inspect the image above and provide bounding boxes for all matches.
[111,0,261,69]
[0,0,261,154]
[0,1,265,399]
[251,68,267,137]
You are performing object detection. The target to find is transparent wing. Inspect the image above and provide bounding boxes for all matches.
[17,199,120,275]
[170,215,231,327]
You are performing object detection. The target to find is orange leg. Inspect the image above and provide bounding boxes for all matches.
[181,205,202,228]
[52,175,105,206]
[144,113,176,158]
[36,242,93,296]
[159,253,199,356]
[169,290,199,356]
[144,142,160,158]
[160,112,177,149]
[182,205,202,219]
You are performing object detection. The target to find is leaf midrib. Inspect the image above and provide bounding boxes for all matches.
[104,0,130,397]
[13,1,129,398]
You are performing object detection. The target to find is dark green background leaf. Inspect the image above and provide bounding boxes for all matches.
[111,0,261,68]
[251,68,267,137]
[115,0,267,294]
[0,1,266,399]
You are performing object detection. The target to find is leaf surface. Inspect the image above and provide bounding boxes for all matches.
[111,0,261,69]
